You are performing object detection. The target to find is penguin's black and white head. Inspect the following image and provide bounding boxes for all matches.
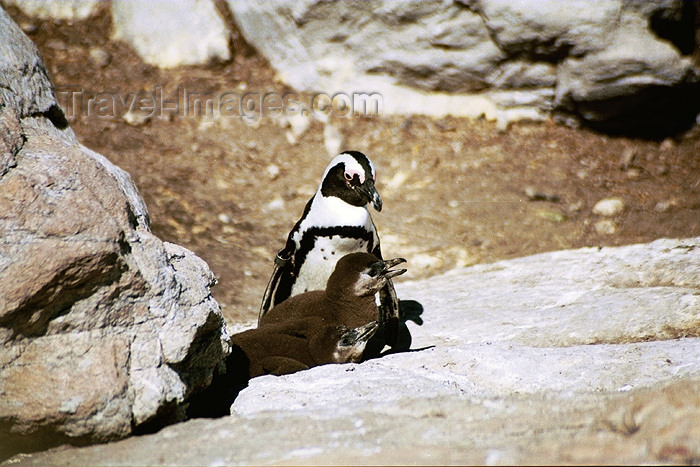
[320,151,382,211]
[327,252,406,297]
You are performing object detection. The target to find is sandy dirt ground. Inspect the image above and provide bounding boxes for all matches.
[10,5,699,324]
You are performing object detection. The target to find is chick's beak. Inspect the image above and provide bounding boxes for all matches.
[381,257,407,279]
[368,257,406,280]
[358,179,382,212]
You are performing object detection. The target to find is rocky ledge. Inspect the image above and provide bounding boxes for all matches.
[10,237,699,465]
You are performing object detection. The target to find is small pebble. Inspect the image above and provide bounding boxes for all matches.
[595,219,617,235]
[592,197,625,217]
[659,138,675,151]
[122,110,151,127]
[266,197,285,211]
[654,200,677,213]
[218,213,230,224]
[619,147,636,170]
[625,168,641,180]
[88,46,110,68]
[284,131,298,145]
[46,39,66,51]
[524,186,560,202]
[287,112,311,139]
[19,21,38,34]
[654,165,669,176]
[266,164,280,180]
[536,209,566,223]
[567,200,584,213]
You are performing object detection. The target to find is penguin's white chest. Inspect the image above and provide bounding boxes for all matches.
[291,235,369,295]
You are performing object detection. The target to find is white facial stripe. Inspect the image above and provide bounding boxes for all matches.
[321,153,374,185]
[346,167,363,183]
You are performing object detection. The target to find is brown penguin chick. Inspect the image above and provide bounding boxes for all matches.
[260,252,407,330]
[230,318,380,378]
[229,252,406,380]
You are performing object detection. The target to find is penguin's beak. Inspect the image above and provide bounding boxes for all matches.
[357,258,407,296]
[357,179,383,212]
[381,257,407,279]
[368,257,406,279]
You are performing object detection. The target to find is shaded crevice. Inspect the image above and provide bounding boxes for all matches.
[124,201,140,230]
[213,0,257,59]
[43,104,69,129]
[0,420,97,462]
[131,399,184,437]
[28,104,70,130]
[648,1,697,55]
[557,82,700,140]
[185,344,250,419]
[117,232,132,256]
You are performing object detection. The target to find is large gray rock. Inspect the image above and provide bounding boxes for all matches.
[0,7,62,124]
[11,238,699,465]
[227,0,698,133]
[2,0,100,21]
[0,7,230,460]
[111,0,231,68]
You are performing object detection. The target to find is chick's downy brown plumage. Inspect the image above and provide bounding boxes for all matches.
[234,252,406,379]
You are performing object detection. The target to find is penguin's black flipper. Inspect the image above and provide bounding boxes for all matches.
[258,248,294,325]
[378,279,401,346]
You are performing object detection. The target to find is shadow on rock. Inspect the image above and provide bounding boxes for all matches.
[185,345,250,419]
[188,299,426,418]
[365,299,425,359]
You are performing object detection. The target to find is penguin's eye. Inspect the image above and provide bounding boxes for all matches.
[344,172,352,181]
[367,262,383,277]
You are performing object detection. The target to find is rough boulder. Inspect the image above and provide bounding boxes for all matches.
[0,7,230,460]
[227,0,699,134]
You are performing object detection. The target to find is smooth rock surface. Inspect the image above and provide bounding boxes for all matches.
[111,0,231,68]
[12,238,699,465]
[0,7,230,460]
[2,0,100,20]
